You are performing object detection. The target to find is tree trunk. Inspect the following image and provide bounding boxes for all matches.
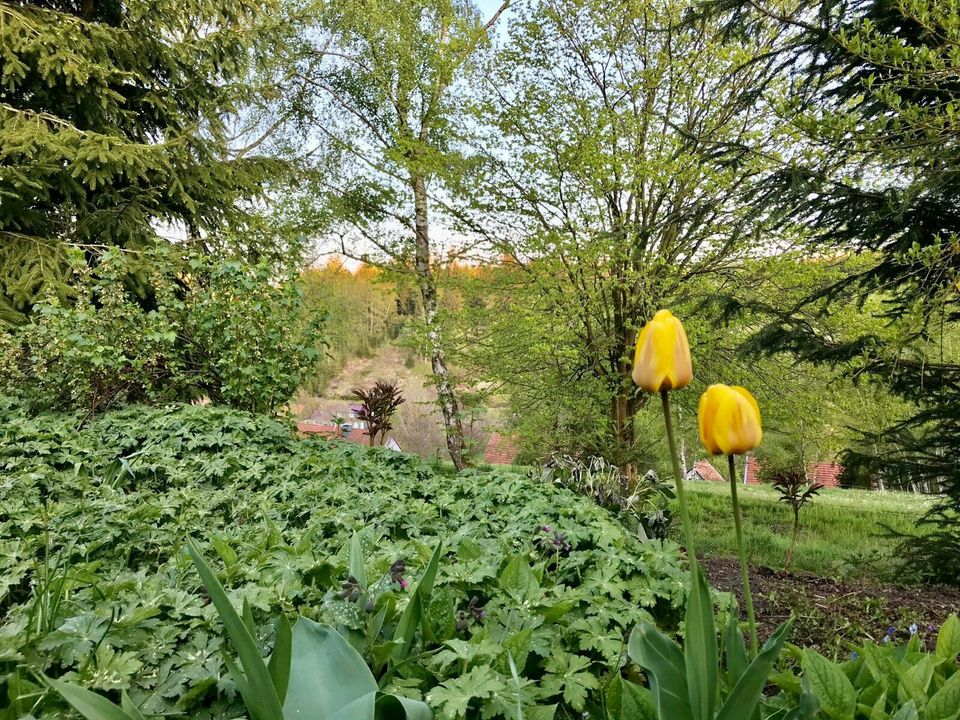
[611,320,639,475]
[411,173,469,471]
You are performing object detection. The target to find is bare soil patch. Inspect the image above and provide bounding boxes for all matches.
[702,556,960,653]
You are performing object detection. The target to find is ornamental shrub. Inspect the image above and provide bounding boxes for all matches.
[0,247,322,415]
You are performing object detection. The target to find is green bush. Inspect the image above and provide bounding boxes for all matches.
[766,617,960,719]
[0,247,322,415]
[0,401,687,719]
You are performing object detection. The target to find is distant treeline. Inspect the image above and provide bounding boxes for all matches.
[300,260,401,393]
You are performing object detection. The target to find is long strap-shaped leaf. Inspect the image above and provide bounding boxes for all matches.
[186,538,285,720]
[269,613,293,705]
[628,622,695,720]
[685,566,719,720]
[391,542,442,664]
[723,605,759,720]
[724,606,749,688]
[44,678,139,720]
[716,620,792,720]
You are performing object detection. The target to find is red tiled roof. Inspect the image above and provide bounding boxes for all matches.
[296,422,339,437]
[297,422,371,444]
[691,460,724,482]
[484,432,519,465]
[742,456,843,488]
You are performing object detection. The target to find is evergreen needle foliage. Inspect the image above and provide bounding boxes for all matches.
[0,0,285,322]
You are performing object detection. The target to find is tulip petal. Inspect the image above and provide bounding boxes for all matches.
[632,310,692,392]
[698,384,762,456]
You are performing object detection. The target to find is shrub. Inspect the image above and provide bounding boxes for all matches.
[770,467,824,570]
[351,379,406,446]
[539,453,675,540]
[0,247,322,416]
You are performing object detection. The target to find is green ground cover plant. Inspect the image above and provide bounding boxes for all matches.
[680,482,935,581]
[0,401,687,719]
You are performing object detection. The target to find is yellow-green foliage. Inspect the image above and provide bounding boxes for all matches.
[300,261,399,393]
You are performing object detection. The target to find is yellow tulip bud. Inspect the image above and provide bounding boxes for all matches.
[698,384,762,456]
[632,310,693,392]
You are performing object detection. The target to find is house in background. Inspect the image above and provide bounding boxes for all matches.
[807,461,842,488]
[483,432,519,465]
[686,460,724,483]
[743,456,843,488]
[687,456,843,488]
[296,420,402,452]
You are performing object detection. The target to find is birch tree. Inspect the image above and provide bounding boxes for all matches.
[299,0,507,470]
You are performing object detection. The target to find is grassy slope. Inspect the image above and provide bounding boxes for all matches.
[678,481,936,581]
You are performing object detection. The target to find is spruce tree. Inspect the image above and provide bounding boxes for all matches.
[711,0,960,582]
[0,0,281,323]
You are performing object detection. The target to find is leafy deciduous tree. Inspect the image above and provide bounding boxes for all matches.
[292,0,508,470]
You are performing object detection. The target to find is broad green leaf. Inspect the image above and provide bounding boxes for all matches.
[628,622,694,720]
[802,650,856,720]
[897,655,934,707]
[770,670,802,696]
[685,567,718,720]
[862,644,900,695]
[268,613,293,705]
[499,555,540,604]
[350,533,367,590]
[285,617,434,720]
[391,542,442,663]
[890,699,918,720]
[606,676,657,720]
[927,670,960,720]
[187,538,284,720]
[45,677,137,720]
[210,535,239,569]
[869,691,887,720]
[536,598,580,622]
[936,615,960,661]
[717,620,791,720]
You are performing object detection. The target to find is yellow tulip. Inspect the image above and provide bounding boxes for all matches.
[698,384,762,456]
[632,309,693,392]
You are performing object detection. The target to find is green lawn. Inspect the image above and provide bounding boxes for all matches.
[676,481,938,582]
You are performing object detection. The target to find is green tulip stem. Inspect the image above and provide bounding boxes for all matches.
[659,389,698,574]
[728,453,758,657]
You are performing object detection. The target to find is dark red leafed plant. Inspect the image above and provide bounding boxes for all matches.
[351,380,405,446]
[770,467,824,571]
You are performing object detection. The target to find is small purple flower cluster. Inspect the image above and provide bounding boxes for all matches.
[533,524,572,556]
[338,575,362,603]
[456,596,486,633]
[390,559,408,590]
[880,622,937,645]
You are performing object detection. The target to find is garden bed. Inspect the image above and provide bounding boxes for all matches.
[703,556,960,654]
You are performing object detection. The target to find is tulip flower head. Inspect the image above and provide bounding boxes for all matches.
[632,310,693,392]
[698,384,762,456]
